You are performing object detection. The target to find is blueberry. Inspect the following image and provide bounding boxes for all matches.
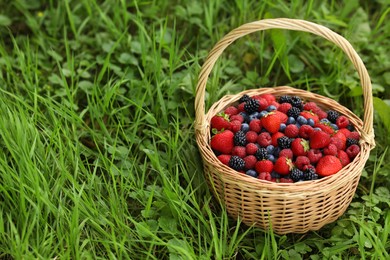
[259,110,268,118]
[246,169,258,178]
[250,111,260,119]
[239,112,249,123]
[241,123,249,132]
[266,145,275,154]
[320,118,330,124]
[297,116,307,125]
[307,118,315,126]
[287,117,296,125]
[330,124,338,130]
[279,123,286,132]
[266,105,277,112]
[249,114,258,122]
[267,154,275,162]
[273,147,281,156]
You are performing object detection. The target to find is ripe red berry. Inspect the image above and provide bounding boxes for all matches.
[230,114,244,123]
[299,125,314,139]
[346,144,360,159]
[279,148,293,159]
[252,96,269,110]
[324,143,338,156]
[316,109,328,120]
[261,112,281,134]
[336,115,349,129]
[291,138,310,156]
[244,155,257,169]
[255,160,274,174]
[310,130,331,149]
[277,102,292,114]
[246,131,258,143]
[211,114,230,131]
[337,150,350,167]
[274,110,288,124]
[257,132,272,147]
[295,156,311,170]
[308,149,323,164]
[232,146,246,158]
[237,102,245,112]
[246,143,259,155]
[260,94,276,104]
[211,130,234,154]
[229,120,242,133]
[274,156,293,175]
[285,124,299,138]
[329,136,344,151]
[217,155,231,165]
[249,119,262,133]
[271,132,285,147]
[300,110,319,124]
[303,102,318,112]
[258,172,272,181]
[349,131,360,140]
[338,128,351,139]
[316,155,343,176]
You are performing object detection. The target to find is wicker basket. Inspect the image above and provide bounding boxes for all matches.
[194,18,376,234]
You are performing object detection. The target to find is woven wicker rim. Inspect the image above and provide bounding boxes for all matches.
[194,18,376,189]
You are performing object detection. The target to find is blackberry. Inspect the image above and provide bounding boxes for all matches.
[244,98,260,114]
[234,131,247,146]
[346,138,359,147]
[304,168,319,181]
[287,107,301,119]
[239,94,251,103]
[291,168,304,182]
[229,156,245,171]
[277,136,292,149]
[327,110,339,123]
[279,95,292,104]
[290,96,303,110]
[255,148,268,160]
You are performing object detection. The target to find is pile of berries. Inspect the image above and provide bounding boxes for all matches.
[210,93,361,183]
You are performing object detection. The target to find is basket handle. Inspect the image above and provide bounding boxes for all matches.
[194,18,375,148]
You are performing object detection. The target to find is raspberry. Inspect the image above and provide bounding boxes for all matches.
[336,115,349,129]
[249,119,262,133]
[327,110,340,123]
[346,144,360,159]
[303,102,318,112]
[291,168,304,182]
[284,124,299,138]
[245,131,258,143]
[258,172,272,181]
[279,149,293,159]
[237,102,245,113]
[277,103,292,114]
[324,143,338,156]
[349,131,360,140]
[329,137,344,151]
[232,146,246,158]
[255,148,268,160]
[230,114,244,123]
[234,131,247,146]
[224,106,238,116]
[299,125,314,139]
[287,107,301,119]
[246,143,259,155]
[229,120,241,133]
[295,156,310,170]
[277,136,292,149]
[304,168,319,180]
[244,99,260,114]
[244,155,257,170]
[257,132,272,147]
[316,109,328,120]
[217,155,231,165]
[229,156,245,171]
[260,94,276,104]
[239,94,251,103]
[346,138,359,147]
[308,149,323,164]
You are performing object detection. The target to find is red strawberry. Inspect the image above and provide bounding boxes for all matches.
[246,143,259,155]
[260,94,276,104]
[346,144,360,159]
[274,156,294,175]
[308,149,323,164]
[249,119,262,133]
[316,155,343,176]
[285,124,299,138]
[291,138,310,156]
[295,156,311,170]
[229,120,242,133]
[314,122,335,134]
[300,110,319,124]
[274,110,288,124]
[210,130,234,154]
[211,114,230,131]
[279,149,293,159]
[337,150,350,167]
[244,155,257,169]
[246,131,258,143]
[232,146,246,158]
[217,155,231,165]
[310,130,330,149]
[299,125,314,139]
[261,112,281,134]
[255,160,274,174]
[336,115,349,129]
[323,143,338,156]
[277,102,292,114]
[257,132,272,147]
[333,131,347,150]
[224,106,238,116]
[258,172,272,181]
[349,131,360,140]
[271,132,285,147]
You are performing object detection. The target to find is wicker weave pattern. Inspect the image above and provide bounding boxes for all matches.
[195,19,375,234]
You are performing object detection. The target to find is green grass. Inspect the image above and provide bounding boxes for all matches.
[0,0,389,259]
